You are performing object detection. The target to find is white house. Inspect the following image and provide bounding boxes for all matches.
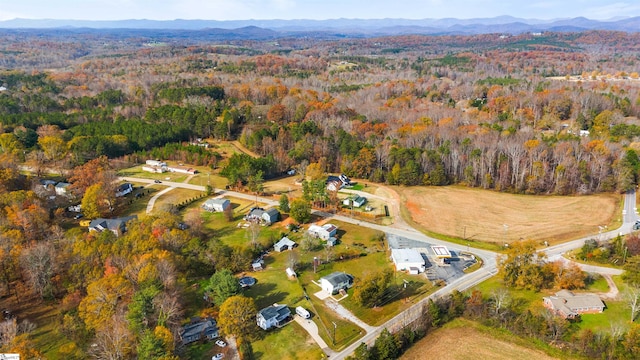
[257,304,291,330]
[202,198,230,212]
[146,159,167,167]
[142,165,166,173]
[308,223,338,240]
[167,165,197,174]
[115,183,133,197]
[54,182,71,196]
[343,195,367,208]
[391,248,426,274]
[245,207,280,225]
[320,272,354,295]
[274,237,297,252]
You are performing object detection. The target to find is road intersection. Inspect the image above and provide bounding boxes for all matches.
[121,175,636,359]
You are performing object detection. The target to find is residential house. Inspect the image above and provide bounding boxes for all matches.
[245,207,280,225]
[142,165,166,173]
[274,237,297,252]
[543,290,605,319]
[146,159,167,167]
[308,223,338,240]
[343,195,367,208]
[320,272,354,295]
[115,183,133,197]
[257,304,291,330]
[179,317,219,345]
[167,165,197,174]
[391,248,426,274]
[88,215,138,237]
[54,182,70,196]
[202,198,230,212]
[326,174,350,192]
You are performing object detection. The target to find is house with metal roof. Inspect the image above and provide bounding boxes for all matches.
[257,304,291,330]
[543,290,605,319]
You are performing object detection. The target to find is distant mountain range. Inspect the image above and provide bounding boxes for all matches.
[1,16,639,37]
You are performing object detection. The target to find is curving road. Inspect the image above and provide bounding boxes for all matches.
[120,174,636,359]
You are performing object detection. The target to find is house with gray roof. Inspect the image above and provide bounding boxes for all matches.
[179,317,219,345]
[274,237,297,252]
[320,271,354,295]
[202,198,230,212]
[257,304,291,330]
[245,207,280,225]
[88,215,137,237]
[543,290,605,319]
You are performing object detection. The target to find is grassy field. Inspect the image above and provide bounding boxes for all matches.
[251,322,324,360]
[401,318,575,360]
[398,185,621,245]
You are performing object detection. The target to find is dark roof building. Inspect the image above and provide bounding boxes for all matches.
[88,215,138,237]
[257,304,291,330]
[179,317,219,345]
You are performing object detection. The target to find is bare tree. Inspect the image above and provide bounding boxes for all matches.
[90,314,134,360]
[625,285,640,322]
[246,220,261,250]
[491,288,511,316]
[0,318,17,347]
[20,241,56,299]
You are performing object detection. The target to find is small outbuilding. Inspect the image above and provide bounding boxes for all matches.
[202,198,231,212]
[274,237,297,252]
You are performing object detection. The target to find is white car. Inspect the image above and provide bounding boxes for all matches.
[212,354,224,360]
[215,339,227,347]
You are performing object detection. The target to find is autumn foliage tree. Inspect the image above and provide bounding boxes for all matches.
[218,295,257,341]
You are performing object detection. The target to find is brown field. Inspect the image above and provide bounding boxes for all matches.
[401,319,563,360]
[398,186,621,245]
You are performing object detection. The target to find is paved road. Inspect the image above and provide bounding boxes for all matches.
[122,173,635,359]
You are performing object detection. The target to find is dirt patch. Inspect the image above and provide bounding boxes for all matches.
[402,320,561,360]
[399,186,619,245]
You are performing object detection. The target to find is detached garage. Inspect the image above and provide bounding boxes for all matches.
[391,248,425,274]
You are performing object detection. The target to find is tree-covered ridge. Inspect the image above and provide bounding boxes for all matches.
[1,31,640,193]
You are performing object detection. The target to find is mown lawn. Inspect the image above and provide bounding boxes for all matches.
[251,321,324,360]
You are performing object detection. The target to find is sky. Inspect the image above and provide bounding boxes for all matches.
[0,0,639,21]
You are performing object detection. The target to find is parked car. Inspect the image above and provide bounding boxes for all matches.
[215,339,227,347]
[634,221,640,230]
[154,180,162,183]
[74,214,84,219]
[212,354,224,360]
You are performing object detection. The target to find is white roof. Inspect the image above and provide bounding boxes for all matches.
[431,245,451,258]
[391,248,424,264]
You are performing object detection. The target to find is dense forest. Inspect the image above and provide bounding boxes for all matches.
[2,28,640,359]
[1,31,640,194]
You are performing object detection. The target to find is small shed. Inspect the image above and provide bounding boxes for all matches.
[285,267,296,279]
[274,237,297,252]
